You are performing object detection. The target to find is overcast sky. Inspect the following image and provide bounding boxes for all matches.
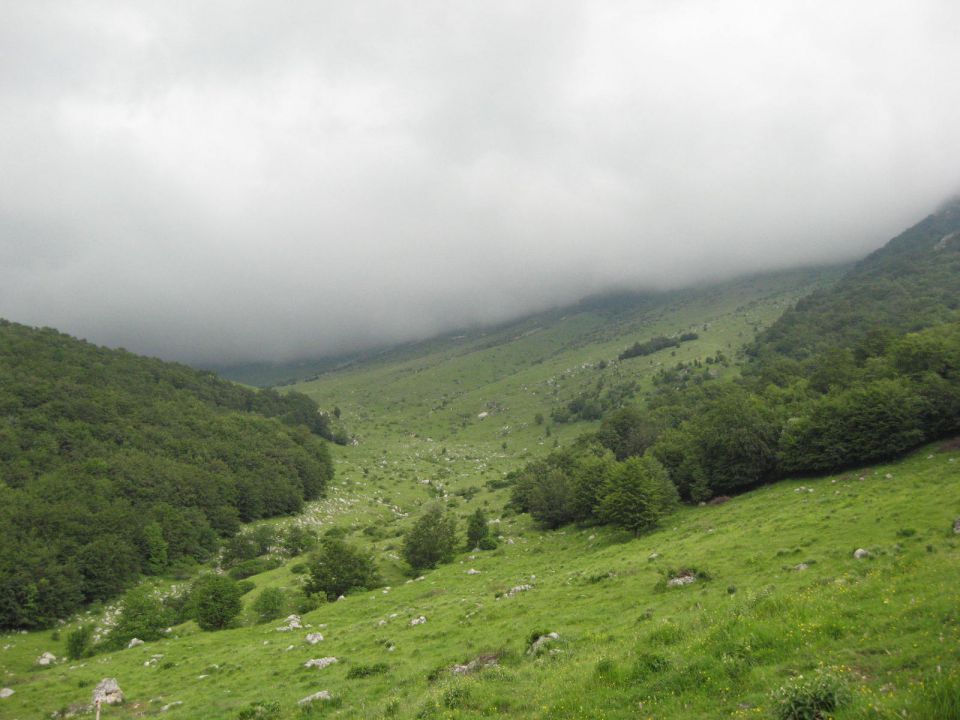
[2,1,959,365]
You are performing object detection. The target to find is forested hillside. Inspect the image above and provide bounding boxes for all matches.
[511,200,960,530]
[0,321,335,629]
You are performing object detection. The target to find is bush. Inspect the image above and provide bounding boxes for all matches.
[228,557,282,580]
[402,505,458,573]
[597,456,678,535]
[281,526,317,556]
[107,585,172,648]
[235,700,282,719]
[304,536,380,601]
[771,668,850,720]
[252,588,286,623]
[465,508,490,549]
[192,575,243,631]
[346,662,390,679]
[66,624,94,660]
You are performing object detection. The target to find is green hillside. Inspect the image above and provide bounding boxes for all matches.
[0,321,335,630]
[1,217,958,719]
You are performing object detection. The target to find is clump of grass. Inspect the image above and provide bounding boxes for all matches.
[910,670,960,719]
[770,667,850,720]
[346,662,390,679]
[235,700,281,719]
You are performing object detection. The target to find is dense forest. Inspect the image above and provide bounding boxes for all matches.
[511,199,960,530]
[0,321,336,629]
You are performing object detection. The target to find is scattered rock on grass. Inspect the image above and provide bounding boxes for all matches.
[527,632,560,655]
[277,615,302,631]
[305,633,324,645]
[304,657,338,670]
[298,690,332,706]
[161,701,183,711]
[501,584,533,599]
[0,688,13,699]
[451,654,499,674]
[410,616,427,626]
[36,651,56,666]
[92,678,124,706]
[127,638,144,648]
[793,563,809,571]
[953,518,960,534]
[666,571,697,587]
[466,569,481,575]
[853,548,870,559]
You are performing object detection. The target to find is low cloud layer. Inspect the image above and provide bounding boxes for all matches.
[2,1,959,364]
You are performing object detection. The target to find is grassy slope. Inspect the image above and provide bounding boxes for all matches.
[8,266,960,719]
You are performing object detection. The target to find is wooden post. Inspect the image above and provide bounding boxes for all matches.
[95,698,101,720]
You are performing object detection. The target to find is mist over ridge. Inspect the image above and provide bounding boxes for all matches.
[1,2,959,364]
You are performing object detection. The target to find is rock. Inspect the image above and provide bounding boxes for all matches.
[285,614,302,629]
[305,633,324,644]
[92,678,124,706]
[36,651,56,666]
[502,584,533,598]
[127,638,144,648]
[336,595,346,602]
[451,653,499,674]
[853,548,870,559]
[410,615,427,626]
[0,688,13,699]
[161,701,183,711]
[794,563,809,571]
[648,552,660,561]
[953,517,960,534]
[298,690,332,706]
[466,569,481,575]
[527,632,560,655]
[666,571,697,587]
[304,657,338,670]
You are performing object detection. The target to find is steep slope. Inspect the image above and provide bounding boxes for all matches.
[0,321,335,629]
[1,446,956,718]
[757,197,960,359]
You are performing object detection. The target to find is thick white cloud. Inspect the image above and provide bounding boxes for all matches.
[1,1,959,363]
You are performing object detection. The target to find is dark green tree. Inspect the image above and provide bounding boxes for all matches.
[192,575,243,631]
[402,505,458,573]
[597,456,678,535]
[465,508,490,549]
[305,536,380,601]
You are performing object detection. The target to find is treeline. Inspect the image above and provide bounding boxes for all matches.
[0,321,335,629]
[618,332,698,361]
[511,200,960,530]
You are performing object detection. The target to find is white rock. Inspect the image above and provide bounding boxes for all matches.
[304,657,338,670]
[36,651,56,666]
[127,638,144,648]
[161,701,183,711]
[92,678,124,706]
[528,632,561,655]
[410,615,427,626]
[336,595,346,602]
[0,688,14,699]
[298,690,332,706]
[305,633,324,644]
[667,573,697,587]
[466,569,481,575]
[502,584,533,598]
[854,548,871,559]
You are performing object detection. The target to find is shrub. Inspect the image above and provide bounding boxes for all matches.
[66,624,94,660]
[192,575,243,631]
[228,557,282,580]
[597,456,678,535]
[346,662,390,679]
[771,668,850,720]
[465,508,490,549]
[402,505,457,573]
[235,700,282,719]
[304,536,380,601]
[107,585,172,648]
[281,526,317,556]
[252,587,286,623]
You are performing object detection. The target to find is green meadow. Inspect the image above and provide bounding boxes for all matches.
[2,266,958,719]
